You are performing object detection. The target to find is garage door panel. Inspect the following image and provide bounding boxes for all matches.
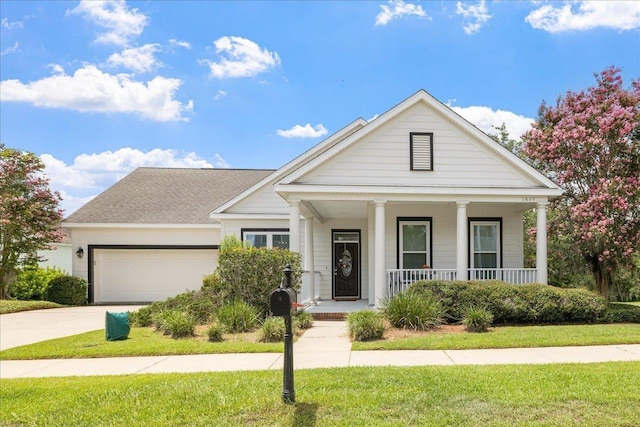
[94,249,218,303]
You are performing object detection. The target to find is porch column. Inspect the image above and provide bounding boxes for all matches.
[456,202,468,280]
[304,217,316,304]
[374,200,386,307]
[536,202,548,285]
[289,200,301,253]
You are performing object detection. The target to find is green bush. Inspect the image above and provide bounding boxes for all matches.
[293,309,313,329]
[462,306,494,332]
[258,317,286,342]
[216,236,302,316]
[383,292,445,330]
[44,276,87,305]
[129,307,153,327]
[11,266,65,300]
[347,310,385,341]
[604,303,640,323]
[216,300,259,333]
[207,323,224,342]
[153,310,195,339]
[409,280,608,324]
[135,285,221,326]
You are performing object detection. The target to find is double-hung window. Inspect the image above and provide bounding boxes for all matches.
[398,219,431,269]
[469,220,501,279]
[242,230,290,249]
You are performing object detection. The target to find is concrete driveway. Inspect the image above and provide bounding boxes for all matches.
[0,305,144,351]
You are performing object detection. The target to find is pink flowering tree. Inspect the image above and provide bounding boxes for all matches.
[0,145,63,299]
[523,67,640,297]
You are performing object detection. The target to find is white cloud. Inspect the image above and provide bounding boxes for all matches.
[1,41,19,56]
[375,0,427,26]
[67,0,148,46]
[107,43,161,73]
[213,153,231,168]
[456,1,492,34]
[41,148,217,215]
[525,1,640,33]
[450,105,534,140]
[204,36,281,78]
[214,90,227,100]
[277,124,328,138]
[2,17,24,30]
[0,64,192,121]
[169,39,191,49]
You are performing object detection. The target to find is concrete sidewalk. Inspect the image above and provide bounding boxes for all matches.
[2,321,639,379]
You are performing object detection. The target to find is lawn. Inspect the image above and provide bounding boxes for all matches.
[353,323,640,351]
[1,362,639,426]
[0,327,282,360]
[0,299,63,314]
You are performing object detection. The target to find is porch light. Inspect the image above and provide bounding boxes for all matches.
[76,247,84,258]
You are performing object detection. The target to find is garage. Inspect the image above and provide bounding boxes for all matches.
[91,247,218,303]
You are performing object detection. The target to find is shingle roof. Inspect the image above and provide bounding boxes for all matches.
[63,168,274,224]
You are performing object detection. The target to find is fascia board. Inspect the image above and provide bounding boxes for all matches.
[209,213,289,220]
[275,183,563,199]
[210,118,368,216]
[62,223,221,229]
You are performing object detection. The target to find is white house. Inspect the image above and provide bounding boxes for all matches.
[63,90,562,305]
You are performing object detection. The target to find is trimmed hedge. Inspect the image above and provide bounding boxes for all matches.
[11,266,65,300]
[408,280,608,324]
[605,303,640,323]
[44,276,87,306]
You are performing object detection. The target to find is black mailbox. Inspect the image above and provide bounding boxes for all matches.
[270,287,297,317]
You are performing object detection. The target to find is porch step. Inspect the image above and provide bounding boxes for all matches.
[310,312,347,321]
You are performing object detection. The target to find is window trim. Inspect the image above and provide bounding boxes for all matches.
[468,218,503,270]
[241,228,290,249]
[410,132,434,171]
[396,217,433,269]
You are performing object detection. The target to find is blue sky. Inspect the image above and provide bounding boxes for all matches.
[1,1,639,216]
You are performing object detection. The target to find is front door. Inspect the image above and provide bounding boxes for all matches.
[333,231,360,299]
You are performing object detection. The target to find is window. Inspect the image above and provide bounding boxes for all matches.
[469,220,501,277]
[398,219,431,269]
[410,132,433,171]
[242,229,290,249]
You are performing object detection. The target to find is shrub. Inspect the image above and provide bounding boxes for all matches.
[293,309,313,329]
[11,266,65,300]
[216,300,259,333]
[207,323,224,342]
[383,292,445,330]
[604,303,640,323]
[44,276,87,305]
[258,317,286,342]
[129,307,153,327]
[409,280,608,325]
[462,306,494,332]
[347,310,385,341]
[154,310,195,339]
[216,236,302,316]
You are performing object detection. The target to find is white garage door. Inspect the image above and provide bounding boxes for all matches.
[93,249,218,303]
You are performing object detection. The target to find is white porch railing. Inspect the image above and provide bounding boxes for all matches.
[386,268,537,297]
[387,269,457,297]
[468,268,537,285]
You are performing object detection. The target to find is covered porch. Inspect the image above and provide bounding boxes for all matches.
[282,189,552,308]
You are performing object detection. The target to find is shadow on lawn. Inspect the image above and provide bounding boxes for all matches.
[293,402,319,426]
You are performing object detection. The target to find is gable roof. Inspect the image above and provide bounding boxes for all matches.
[279,90,559,189]
[63,168,273,225]
[215,90,561,215]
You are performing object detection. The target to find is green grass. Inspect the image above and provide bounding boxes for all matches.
[353,323,640,351]
[0,327,282,360]
[618,301,640,307]
[0,299,63,314]
[1,362,638,426]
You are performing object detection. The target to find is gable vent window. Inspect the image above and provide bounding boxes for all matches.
[410,132,433,171]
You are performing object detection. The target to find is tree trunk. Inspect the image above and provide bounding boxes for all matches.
[585,253,611,298]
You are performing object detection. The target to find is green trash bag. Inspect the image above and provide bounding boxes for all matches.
[105,311,130,341]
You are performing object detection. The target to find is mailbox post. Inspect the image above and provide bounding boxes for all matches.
[269,264,296,403]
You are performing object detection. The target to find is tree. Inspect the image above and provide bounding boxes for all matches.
[0,145,63,299]
[523,67,640,297]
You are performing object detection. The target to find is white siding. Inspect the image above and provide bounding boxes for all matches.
[229,185,289,214]
[299,103,534,188]
[38,244,72,274]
